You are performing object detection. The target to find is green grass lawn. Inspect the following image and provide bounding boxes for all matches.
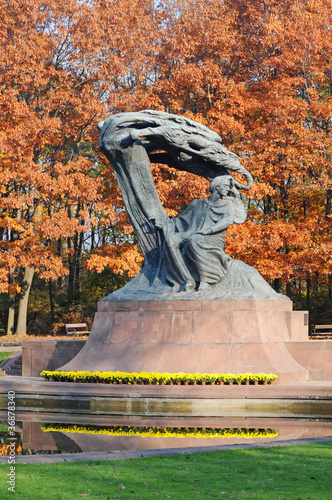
[0,442,331,499]
[0,351,14,364]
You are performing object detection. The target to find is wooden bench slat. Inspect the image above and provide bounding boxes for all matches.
[66,332,90,336]
[65,323,88,328]
[65,323,90,337]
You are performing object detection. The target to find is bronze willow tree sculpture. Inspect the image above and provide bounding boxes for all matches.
[98,110,286,301]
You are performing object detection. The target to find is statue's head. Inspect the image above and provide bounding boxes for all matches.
[209,175,235,196]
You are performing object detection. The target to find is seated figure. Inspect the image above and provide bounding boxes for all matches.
[151,175,246,292]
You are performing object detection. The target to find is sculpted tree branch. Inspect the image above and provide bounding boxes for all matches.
[99,110,252,188]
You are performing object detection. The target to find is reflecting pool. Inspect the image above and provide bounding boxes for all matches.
[1,413,331,456]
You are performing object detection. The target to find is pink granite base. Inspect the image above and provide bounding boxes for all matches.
[59,300,310,384]
[22,340,86,377]
[285,340,332,381]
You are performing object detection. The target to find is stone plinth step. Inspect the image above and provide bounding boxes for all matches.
[2,354,22,376]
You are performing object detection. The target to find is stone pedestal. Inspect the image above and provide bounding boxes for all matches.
[59,299,309,383]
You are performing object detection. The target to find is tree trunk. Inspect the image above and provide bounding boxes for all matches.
[57,238,63,289]
[306,277,311,325]
[67,207,75,300]
[6,206,21,336]
[49,279,55,324]
[6,267,15,335]
[75,231,84,292]
[67,234,75,300]
[15,266,35,337]
[90,226,95,251]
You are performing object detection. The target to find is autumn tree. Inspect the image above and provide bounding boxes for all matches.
[0,0,160,335]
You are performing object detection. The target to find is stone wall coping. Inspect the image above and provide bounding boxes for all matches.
[98,299,293,313]
[285,340,332,350]
[1,377,331,400]
[22,340,86,348]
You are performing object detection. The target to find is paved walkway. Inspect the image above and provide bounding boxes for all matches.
[0,347,21,352]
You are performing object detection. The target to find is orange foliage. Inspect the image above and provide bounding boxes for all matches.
[86,243,143,277]
[1,0,332,299]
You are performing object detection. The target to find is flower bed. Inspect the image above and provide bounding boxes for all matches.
[40,370,278,385]
[41,423,278,439]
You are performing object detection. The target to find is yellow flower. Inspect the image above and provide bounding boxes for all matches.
[41,424,278,439]
[40,370,278,386]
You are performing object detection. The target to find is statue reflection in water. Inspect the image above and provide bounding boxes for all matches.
[150,175,246,292]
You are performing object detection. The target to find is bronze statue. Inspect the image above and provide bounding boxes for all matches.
[98,110,287,301]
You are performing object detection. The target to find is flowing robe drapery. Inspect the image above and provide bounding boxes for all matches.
[160,195,246,288]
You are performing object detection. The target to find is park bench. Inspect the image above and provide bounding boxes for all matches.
[310,325,332,338]
[65,323,90,337]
